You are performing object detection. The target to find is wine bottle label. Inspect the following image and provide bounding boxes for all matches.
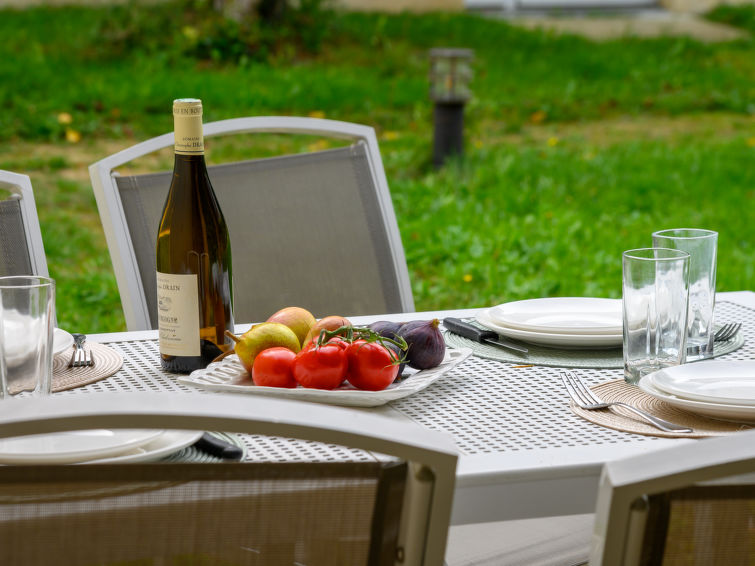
[157,272,200,356]
[173,98,204,155]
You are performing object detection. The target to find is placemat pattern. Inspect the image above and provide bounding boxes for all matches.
[52,343,124,392]
[569,379,754,438]
[162,432,246,463]
[444,322,744,369]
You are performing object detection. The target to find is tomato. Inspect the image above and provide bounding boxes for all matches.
[346,340,399,391]
[292,343,348,390]
[252,347,297,388]
[325,336,350,350]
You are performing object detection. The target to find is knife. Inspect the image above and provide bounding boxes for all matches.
[193,432,244,461]
[443,317,529,354]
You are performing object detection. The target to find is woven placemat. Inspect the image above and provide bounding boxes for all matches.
[570,380,754,438]
[444,324,744,369]
[52,342,123,392]
[161,432,246,463]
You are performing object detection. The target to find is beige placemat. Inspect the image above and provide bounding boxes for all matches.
[52,343,123,392]
[570,380,754,438]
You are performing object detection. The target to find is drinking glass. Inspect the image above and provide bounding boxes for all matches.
[0,276,55,398]
[652,229,718,360]
[622,248,690,385]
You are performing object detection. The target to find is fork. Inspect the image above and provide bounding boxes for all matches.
[560,370,692,433]
[714,322,742,342]
[68,333,95,368]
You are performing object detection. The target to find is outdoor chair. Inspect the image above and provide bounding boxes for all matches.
[89,117,415,331]
[446,428,755,566]
[0,169,48,278]
[0,391,456,566]
[591,427,755,565]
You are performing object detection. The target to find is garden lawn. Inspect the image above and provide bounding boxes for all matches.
[0,4,753,332]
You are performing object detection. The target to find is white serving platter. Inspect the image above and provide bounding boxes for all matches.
[179,348,473,408]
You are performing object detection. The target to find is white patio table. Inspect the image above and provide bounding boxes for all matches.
[84,290,755,526]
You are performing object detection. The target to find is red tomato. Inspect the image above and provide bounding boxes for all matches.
[346,340,399,391]
[325,336,350,350]
[302,336,349,352]
[252,347,297,388]
[292,344,348,390]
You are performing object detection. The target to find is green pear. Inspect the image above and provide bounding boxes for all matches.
[227,322,300,375]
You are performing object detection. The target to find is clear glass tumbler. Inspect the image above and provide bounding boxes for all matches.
[622,248,690,385]
[0,276,55,398]
[652,228,718,360]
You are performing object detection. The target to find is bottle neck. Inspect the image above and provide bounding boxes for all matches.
[173,153,207,167]
[173,112,205,156]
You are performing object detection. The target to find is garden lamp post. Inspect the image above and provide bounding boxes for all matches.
[429,48,473,169]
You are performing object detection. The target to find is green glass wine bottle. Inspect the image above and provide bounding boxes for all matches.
[156,98,234,373]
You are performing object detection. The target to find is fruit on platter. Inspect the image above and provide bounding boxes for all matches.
[346,339,400,391]
[226,322,301,374]
[292,342,349,390]
[396,319,446,370]
[266,306,316,347]
[302,315,352,347]
[219,306,449,392]
[368,320,404,341]
[252,347,297,388]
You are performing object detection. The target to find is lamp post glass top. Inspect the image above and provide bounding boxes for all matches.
[429,48,474,103]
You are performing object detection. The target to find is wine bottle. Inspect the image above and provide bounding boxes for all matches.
[156,98,234,373]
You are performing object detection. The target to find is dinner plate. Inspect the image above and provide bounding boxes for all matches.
[3,324,73,367]
[179,348,473,408]
[488,297,622,335]
[476,309,622,349]
[639,374,755,423]
[0,429,164,464]
[54,328,74,357]
[84,430,204,464]
[649,361,755,407]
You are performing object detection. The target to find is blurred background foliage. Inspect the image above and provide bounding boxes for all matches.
[0,1,753,332]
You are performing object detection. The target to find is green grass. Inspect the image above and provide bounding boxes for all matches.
[0,3,753,332]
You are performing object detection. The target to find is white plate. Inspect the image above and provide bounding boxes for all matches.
[649,361,755,407]
[639,374,755,423]
[0,429,164,464]
[85,430,204,464]
[179,348,473,408]
[488,297,622,335]
[476,309,622,349]
[54,328,74,357]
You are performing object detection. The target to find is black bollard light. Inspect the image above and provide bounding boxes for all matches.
[429,48,474,169]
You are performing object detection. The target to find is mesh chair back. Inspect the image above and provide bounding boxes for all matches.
[0,461,407,566]
[116,143,405,328]
[639,485,755,566]
[0,170,48,278]
[0,196,33,277]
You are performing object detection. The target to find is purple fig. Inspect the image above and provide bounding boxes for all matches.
[397,319,446,370]
[386,342,407,377]
[368,320,404,340]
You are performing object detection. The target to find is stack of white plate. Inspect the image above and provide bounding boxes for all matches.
[639,361,755,423]
[0,429,203,465]
[476,297,623,349]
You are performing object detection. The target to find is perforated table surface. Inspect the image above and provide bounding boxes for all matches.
[87,291,755,525]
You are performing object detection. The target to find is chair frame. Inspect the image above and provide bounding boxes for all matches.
[0,391,456,566]
[0,170,49,277]
[590,428,755,565]
[89,117,415,331]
